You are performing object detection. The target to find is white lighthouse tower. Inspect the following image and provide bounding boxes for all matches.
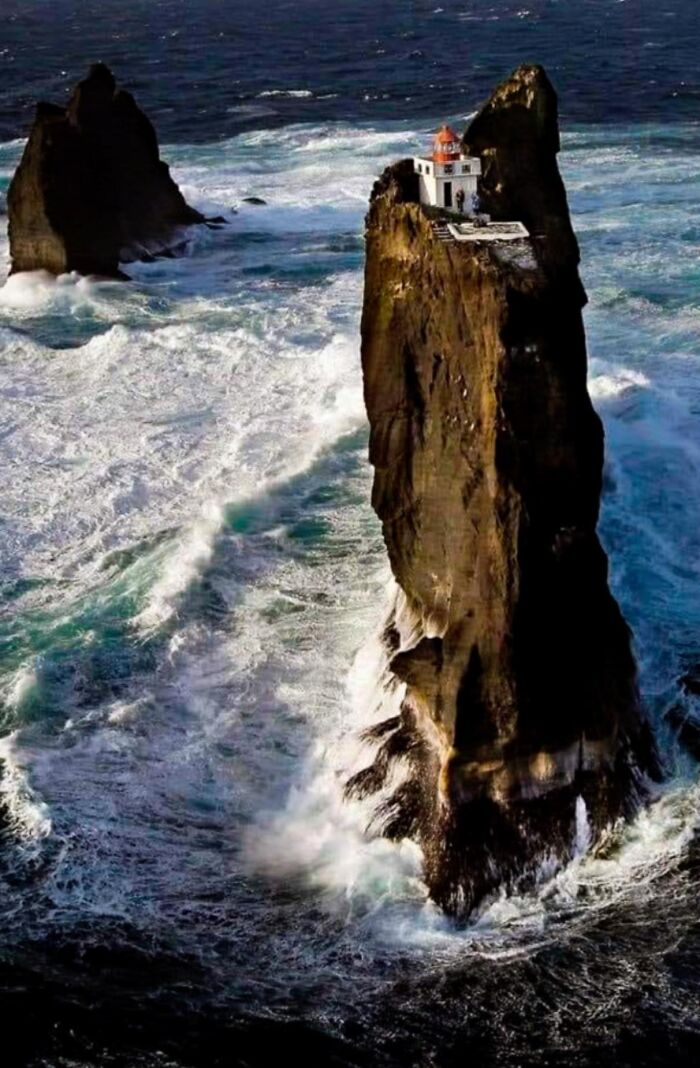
[413,124,481,212]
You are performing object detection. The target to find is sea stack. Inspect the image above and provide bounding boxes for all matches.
[7,63,204,277]
[354,65,658,917]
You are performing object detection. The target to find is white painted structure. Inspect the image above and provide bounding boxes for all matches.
[413,124,482,212]
[414,156,481,211]
[447,220,529,242]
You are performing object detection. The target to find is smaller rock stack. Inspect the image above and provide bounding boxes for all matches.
[8,64,204,277]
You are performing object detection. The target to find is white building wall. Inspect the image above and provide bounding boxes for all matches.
[414,156,481,210]
[433,158,482,178]
[417,170,438,207]
[439,175,478,210]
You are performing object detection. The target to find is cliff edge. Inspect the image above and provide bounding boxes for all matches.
[8,64,204,277]
[355,65,658,916]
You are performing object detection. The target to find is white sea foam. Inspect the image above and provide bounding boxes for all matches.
[385,777,700,955]
[3,662,37,713]
[136,501,225,630]
[0,120,402,931]
[588,365,650,399]
[258,89,313,99]
[246,743,423,904]
[0,733,52,842]
[0,278,366,597]
[0,269,99,309]
[244,600,424,907]
[573,794,592,857]
[1,118,700,963]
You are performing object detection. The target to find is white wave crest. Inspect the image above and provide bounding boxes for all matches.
[589,365,650,399]
[258,89,313,99]
[0,733,52,842]
[0,269,100,310]
[3,662,38,713]
[136,501,225,631]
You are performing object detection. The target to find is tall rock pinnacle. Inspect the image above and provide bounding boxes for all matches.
[354,65,658,917]
[7,63,204,277]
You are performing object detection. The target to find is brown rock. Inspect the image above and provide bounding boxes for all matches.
[355,65,659,917]
[8,64,204,278]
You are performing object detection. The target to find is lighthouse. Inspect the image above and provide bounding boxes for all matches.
[413,125,481,212]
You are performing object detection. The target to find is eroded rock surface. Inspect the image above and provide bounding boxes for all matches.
[354,65,658,916]
[8,64,204,277]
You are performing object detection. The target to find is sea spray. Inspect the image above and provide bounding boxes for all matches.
[573,794,592,858]
[0,732,52,842]
[243,587,427,907]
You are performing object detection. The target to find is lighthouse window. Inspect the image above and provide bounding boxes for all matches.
[462,163,470,173]
[417,163,422,173]
[443,163,454,175]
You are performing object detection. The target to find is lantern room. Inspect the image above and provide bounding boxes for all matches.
[413,124,482,213]
[432,124,461,163]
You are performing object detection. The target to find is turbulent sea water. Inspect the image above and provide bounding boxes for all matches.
[2,2,700,1066]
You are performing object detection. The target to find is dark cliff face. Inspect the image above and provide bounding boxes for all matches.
[356,65,658,917]
[8,64,204,277]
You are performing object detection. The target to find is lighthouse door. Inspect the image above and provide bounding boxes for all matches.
[443,182,453,209]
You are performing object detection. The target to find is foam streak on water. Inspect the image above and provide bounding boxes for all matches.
[1,120,700,1064]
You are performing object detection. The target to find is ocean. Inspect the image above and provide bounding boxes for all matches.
[1,2,700,1065]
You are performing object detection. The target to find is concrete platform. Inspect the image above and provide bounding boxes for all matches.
[447,220,529,242]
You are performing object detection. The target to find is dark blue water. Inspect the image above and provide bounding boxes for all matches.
[3,0,700,142]
[3,3,700,1068]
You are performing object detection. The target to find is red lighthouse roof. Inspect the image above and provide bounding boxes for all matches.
[432,124,461,162]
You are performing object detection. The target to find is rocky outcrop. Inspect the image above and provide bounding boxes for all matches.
[8,64,204,277]
[354,65,659,917]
